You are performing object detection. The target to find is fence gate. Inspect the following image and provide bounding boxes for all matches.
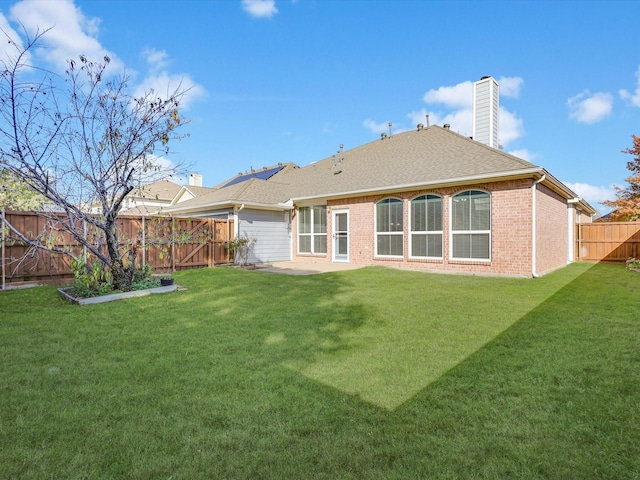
[1,211,234,287]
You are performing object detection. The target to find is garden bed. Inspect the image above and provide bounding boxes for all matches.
[58,284,178,305]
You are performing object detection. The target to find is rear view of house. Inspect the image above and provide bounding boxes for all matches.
[161,77,595,277]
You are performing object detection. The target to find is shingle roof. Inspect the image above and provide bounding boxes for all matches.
[281,125,539,200]
[131,180,182,201]
[162,125,595,215]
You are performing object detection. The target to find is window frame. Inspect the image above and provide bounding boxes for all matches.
[297,205,327,255]
[375,197,404,258]
[449,189,491,261]
[409,194,443,259]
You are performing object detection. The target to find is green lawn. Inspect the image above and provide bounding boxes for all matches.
[1,263,639,478]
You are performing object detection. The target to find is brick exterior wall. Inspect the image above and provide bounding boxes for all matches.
[292,178,566,277]
[534,184,570,275]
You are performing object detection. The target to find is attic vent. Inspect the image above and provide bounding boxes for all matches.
[381,132,387,140]
[444,123,451,130]
[417,123,424,131]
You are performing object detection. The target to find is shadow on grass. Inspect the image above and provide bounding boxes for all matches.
[2,262,639,478]
[270,263,597,410]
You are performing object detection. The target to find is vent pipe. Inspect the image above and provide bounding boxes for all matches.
[388,122,393,137]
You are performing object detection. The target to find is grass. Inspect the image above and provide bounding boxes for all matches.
[1,262,639,478]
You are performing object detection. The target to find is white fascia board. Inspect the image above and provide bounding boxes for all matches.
[291,167,545,203]
[161,199,293,216]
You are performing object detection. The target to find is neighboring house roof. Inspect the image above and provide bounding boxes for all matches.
[118,204,163,216]
[171,185,218,205]
[130,180,182,202]
[162,125,596,216]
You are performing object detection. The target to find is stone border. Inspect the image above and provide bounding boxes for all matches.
[58,284,178,305]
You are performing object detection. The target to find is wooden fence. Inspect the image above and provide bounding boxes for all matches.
[1,211,234,287]
[576,222,640,262]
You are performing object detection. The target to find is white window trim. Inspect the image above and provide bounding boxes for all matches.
[449,190,492,262]
[409,194,444,260]
[374,198,404,258]
[297,205,327,255]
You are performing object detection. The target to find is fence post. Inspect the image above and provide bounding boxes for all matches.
[1,209,5,290]
[171,216,176,272]
[141,215,146,268]
[209,218,214,268]
[82,218,87,264]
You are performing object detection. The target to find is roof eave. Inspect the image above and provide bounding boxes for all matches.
[159,199,293,216]
[291,167,545,203]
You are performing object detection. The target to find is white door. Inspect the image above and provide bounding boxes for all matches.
[333,210,349,262]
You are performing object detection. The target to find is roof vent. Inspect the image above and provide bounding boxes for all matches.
[417,123,424,131]
[381,132,387,140]
[444,123,450,130]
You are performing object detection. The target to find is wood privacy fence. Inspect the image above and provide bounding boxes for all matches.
[576,222,640,262]
[1,211,234,286]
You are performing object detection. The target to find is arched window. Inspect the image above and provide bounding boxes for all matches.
[410,194,443,258]
[376,198,403,256]
[451,190,491,260]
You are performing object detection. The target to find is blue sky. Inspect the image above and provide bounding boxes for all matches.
[1,0,639,213]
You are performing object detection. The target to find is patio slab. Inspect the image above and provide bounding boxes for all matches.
[254,261,363,276]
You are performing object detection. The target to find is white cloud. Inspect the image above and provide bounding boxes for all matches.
[143,48,170,72]
[417,78,524,147]
[242,0,278,18]
[567,90,613,124]
[363,119,391,135]
[133,71,206,110]
[498,107,524,146]
[423,81,473,109]
[497,76,523,98]
[8,0,123,73]
[619,65,640,107]
[0,12,25,59]
[563,182,615,207]
[507,149,537,162]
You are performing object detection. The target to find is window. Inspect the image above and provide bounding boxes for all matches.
[410,195,443,258]
[376,198,403,256]
[451,190,491,260]
[298,206,327,254]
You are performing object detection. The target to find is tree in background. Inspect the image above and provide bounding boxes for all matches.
[603,135,640,221]
[0,28,189,291]
[0,169,45,211]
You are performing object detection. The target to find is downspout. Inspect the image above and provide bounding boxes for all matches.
[567,198,582,263]
[531,174,546,278]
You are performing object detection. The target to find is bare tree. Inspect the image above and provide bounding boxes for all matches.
[0,28,189,291]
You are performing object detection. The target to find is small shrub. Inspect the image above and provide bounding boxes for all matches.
[68,259,159,298]
[626,257,640,271]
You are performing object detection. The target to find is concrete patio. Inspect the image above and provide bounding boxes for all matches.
[254,261,363,276]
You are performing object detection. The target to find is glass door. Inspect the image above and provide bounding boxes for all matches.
[333,210,349,262]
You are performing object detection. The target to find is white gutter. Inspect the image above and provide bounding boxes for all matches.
[162,199,294,216]
[291,167,544,203]
[531,174,546,278]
